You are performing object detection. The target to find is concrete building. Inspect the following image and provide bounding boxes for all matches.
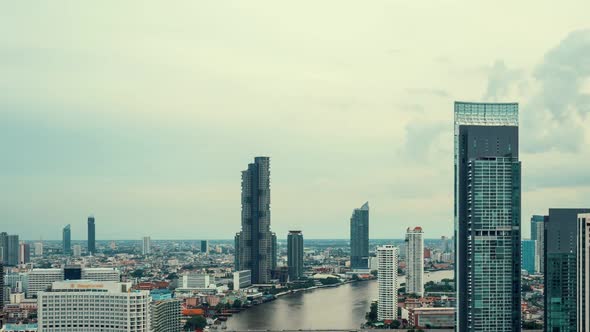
[0,262,4,311]
[530,215,546,274]
[151,298,181,332]
[521,240,536,275]
[377,245,398,321]
[577,213,590,332]
[34,242,43,256]
[0,233,20,266]
[235,157,274,284]
[81,267,120,282]
[62,224,71,255]
[408,307,455,329]
[87,215,96,255]
[27,268,64,298]
[271,232,277,270]
[143,236,151,255]
[201,240,208,254]
[233,270,252,291]
[287,230,304,281]
[27,267,119,298]
[454,102,521,332]
[350,202,369,269]
[72,244,82,257]
[181,273,215,289]
[18,242,30,265]
[38,280,150,332]
[405,227,424,296]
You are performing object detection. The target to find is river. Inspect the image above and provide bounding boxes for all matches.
[225,270,453,331]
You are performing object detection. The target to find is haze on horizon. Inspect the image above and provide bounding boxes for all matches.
[2,1,590,241]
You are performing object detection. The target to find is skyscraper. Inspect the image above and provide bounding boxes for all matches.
[18,242,30,265]
[350,202,369,270]
[578,213,590,332]
[87,216,96,255]
[271,232,277,270]
[0,232,7,264]
[234,233,240,271]
[63,224,71,255]
[377,245,398,321]
[454,102,521,332]
[0,262,4,310]
[201,240,208,254]
[406,227,424,296]
[545,208,590,332]
[236,157,273,284]
[521,240,536,275]
[287,231,304,281]
[530,215,545,274]
[142,236,151,255]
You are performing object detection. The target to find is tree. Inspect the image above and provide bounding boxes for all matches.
[365,302,378,323]
[389,320,400,329]
[130,269,144,278]
[232,299,242,308]
[184,315,207,331]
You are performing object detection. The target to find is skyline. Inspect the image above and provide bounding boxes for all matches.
[2,1,590,240]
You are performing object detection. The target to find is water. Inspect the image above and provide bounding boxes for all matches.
[225,270,453,331]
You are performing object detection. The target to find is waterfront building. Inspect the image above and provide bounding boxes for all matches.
[81,267,120,282]
[72,244,82,257]
[545,208,590,332]
[350,202,369,269]
[235,157,274,284]
[62,224,71,255]
[454,102,521,331]
[151,298,181,332]
[201,240,208,254]
[521,240,536,274]
[287,231,304,281]
[408,307,455,329]
[577,213,590,332]
[34,242,43,256]
[405,227,424,296]
[18,242,30,265]
[233,270,252,290]
[38,280,150,332]
[87,216,96,255]
[377,245,398,321]
[27,268,64,298]
[530,215,546,274]
[143,236,151,255]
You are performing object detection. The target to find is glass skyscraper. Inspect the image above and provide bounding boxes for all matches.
[454,102,521,332]
[63,224,71,255]
[236,157,274,284]
[287,230,304,281]
[530,215,546,274]
[521,240,536,274]
[350,202,369,270]
[87,216,96,255]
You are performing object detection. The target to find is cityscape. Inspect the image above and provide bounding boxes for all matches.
[2,2,590,332]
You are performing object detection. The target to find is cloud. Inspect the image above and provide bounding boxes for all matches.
[482,60,523,101]
[405,88,449,98]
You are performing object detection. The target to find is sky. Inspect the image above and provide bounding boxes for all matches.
[2,1,590,240]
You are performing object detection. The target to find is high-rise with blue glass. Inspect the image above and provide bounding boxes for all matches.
[63,225,71,255]
[530,215,545,274]
[350,202,369,270]
[521,240,536,274]
[454,102,521,332]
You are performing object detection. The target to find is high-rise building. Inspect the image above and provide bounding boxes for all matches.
[87,216,96,255]
[235,156,274,284]
[577,213,590,332]
[545,208,590,332]
[0,262,4,310]
[530,215,545,274]
[81,268,120,282]
[200,240,208,254]
[62,224,71,255]
[521,240,536,275]
[151,298,181,332]
[142,236,151,255]
[406,227,424,296]
[233,270,252,291]
[38,280,150,332]
[18,242,30,265]
[377,245,398,321]
[454,102,521,332]
[0,233,20,266]
[27,267,120,298]
[350,202,369,270]
[234,233,241,270]
[34,242,43,256]
[271,232,277,270]
[27,268,64,298]
[287,231,304,281]
[72,244,82,257]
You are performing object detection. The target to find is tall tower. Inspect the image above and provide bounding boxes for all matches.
[287,231,304,281]
[63,224,71,255]
[142,236,151,255]
[454,102,521,331]
[236,157,273,284]
[0,262,4,310]
[201,240,208,254]
[577,213,590,332]
[530,215,546,274]
[377,245,398,321]
[87,216,96,255]
[405,227,424,296]
[350,202,369,270]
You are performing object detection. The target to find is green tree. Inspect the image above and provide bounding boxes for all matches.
[232,299,242,308]
[365,302,378,323]
[184,315,207,331]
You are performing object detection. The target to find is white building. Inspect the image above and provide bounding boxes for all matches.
[405,227,424,296]
[27,268,63,298]
[377,245,398,321]
[578,213,590,332]
[38,280,150,332]
[81,267,120,282]
[72,245,82,257]
[34,242,43,256]
[151,298,181,332]
[143,236,151,255]
[233,270,252,290]
[181,273,215,289]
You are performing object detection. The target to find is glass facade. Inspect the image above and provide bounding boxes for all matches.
[350,202,369,269]
[287,231,304,280]
[521,240,536,274]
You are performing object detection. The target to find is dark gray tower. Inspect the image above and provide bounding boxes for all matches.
[350,202,369,269]
[287,231,304,280]
[87,216,96,255]
[454,102,521,332]
[0,262,4,310]
[63,224,71,255]
[236,157,273,284]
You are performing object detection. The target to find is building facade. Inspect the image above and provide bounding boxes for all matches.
[233,270,252,291]
[143,236,151,255]
[377,245,398,321]
[18,242,30,265]
[201,240,208,254]
[454,102,521,332]
[287,230,304,281]
[27,269,64,298]
[81,268,120,282]
[0,233,20,266]
[151,298,181,332]
[405,227,424,296]
[236,157,274,284]
[181,273,215,289]
[521,240,536,275]
[62,224,71,255]
[577,213,590,332]
[87,216,96,255]
[530,215,545,274]
[350,202,369,270]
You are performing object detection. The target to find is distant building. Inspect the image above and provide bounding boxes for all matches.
[38,280,150,332]
[271,232,277,270]
[18,242,30,265]
[151,298,181,332]
[201,240,208,254]
[181,273,215,289]
[530,215,546,274]
[406,227,424,296]
[287,231,304,280]
[62,224,71,255]
[0,233,20,266]
[143,236,151,255]
[235,157,274,284]
[234,233,240,270]
[0,262,4,310]
[87,216,96,255]
[34,242,43,256]
[521,240,536,274]
[27,267,120,298]
[350,202,369,269]
[408,307,455,329]
[72,244,82,257]
[233,270,252,290]
[82,268,120,282]
[578,213,590,331]
[377,245,398,321]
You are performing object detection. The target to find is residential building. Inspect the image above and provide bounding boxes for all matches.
[201,240,208,254]
[405,227,424,296]
[27,269,64,298]
[454,102,521,331]
[18,242,30,265]
[521,240,536,274]
[271,232,277,270]
[577,213,590,332]
[287,231,304,280]
[38,280,150,332]
[87,215,96,255]
[0,233,20,266]
[530,215,546,274]
[408,307,455,329]
[233,270,252,291]
[377,245,398,321]
[143,236,151,255]
[350,202,369,269]
[545,208,590,332]
[81,267,120,282]
[151,298,181,332]
[235,156,274,284]
[62,224,71,255]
